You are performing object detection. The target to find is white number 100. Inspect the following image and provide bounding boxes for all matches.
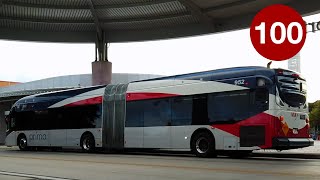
[255,22,303,44]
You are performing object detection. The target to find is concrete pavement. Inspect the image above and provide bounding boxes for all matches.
[252,140,320,159]
[0,148,320,180]
[1,141,320,159]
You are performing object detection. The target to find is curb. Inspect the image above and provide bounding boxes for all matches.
[251,152,320,159]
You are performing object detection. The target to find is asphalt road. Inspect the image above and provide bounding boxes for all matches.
[0,147,319,180]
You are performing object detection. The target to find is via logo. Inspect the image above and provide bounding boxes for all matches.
[29,133,47,141]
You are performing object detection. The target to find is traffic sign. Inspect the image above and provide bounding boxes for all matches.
[250,4,306,61]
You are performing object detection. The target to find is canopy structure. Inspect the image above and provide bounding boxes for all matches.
[1,0,320,43]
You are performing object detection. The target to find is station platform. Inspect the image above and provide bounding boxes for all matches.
[252,140,320,159]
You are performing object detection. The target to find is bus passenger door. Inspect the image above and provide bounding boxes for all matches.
[171,96,203,149]
[48,112,67,147]
[124,101,144,148]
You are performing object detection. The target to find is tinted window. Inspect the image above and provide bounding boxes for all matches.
[13,111,35,130]
[208,90,268,123]
[208,91,251,123]
[144,99,170,127]
[192,95,209,125]
[11,104,102,130]
[60,104,102,129]
[171,97,192,126]
[33,110,50,130]
[277,74,307,107]
[126,101,144,127]
[254,88,269,110]
[282,92,306,107]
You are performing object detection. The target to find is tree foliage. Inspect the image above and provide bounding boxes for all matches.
[309,101,320,129]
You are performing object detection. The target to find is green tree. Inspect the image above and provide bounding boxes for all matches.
[309,101,320,133]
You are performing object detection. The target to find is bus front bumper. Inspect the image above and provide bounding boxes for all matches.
[272,138,314,150]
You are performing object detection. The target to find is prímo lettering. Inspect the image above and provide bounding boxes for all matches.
[29,133,46,140]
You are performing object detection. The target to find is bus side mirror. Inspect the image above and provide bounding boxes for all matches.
[4,111,10,125]
[4,111,10,116]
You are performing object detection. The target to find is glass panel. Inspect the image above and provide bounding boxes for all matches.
[126,101,144,127]
[171,97,192,126]
[191,95,209,125]
[208,91,251,123]
[144,99,170,127]
[277,73,307,108]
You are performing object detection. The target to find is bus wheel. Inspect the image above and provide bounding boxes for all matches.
[191,132,216,158]
[81,134,95,153]
[18,135,28,151]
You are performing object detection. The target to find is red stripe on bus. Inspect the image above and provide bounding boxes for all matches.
[65,96,103,107]
[126,92,179,101]
[211,113,276,148]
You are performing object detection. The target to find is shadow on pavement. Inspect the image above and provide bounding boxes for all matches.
[2,145,320,160]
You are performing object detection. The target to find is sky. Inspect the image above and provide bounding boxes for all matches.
[0,14,320,102]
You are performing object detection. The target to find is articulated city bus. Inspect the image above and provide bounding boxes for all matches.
[5,66,313,157]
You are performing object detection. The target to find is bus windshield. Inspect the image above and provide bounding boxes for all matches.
[276,69,307,108]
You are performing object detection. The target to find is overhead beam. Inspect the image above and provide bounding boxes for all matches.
[177,0,214,31]
[0,16,94,24]
[204,0,258,12]
[2,0,88,9]
[2,0,175,10]
[0,12,191,24]
[87,0,102,40]
[95,0,176,9]
[100,12,191,23]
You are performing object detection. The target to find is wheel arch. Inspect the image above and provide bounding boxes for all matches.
[80,131,95,143]
[80,131,95,145]
[190,128,215,149]
[80,131,96,152]
[17,133,27,145]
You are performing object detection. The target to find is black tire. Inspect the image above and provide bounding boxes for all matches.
[191,132,216,158]
[17,135,28,151]
[81,134,95,153]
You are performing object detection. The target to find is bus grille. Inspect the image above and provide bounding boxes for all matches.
[240,126,265,147]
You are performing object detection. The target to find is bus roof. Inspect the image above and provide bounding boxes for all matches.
[11,66,280,112]
[135,66,276,82]
[12,85,105,112]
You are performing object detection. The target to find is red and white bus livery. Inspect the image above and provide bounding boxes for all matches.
[5,66,313,157]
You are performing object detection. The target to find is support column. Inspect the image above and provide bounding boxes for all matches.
[92,61,112,85]
[92,32,112,86]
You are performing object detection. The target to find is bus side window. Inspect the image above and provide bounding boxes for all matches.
[8,110,16,129]
[171,97,192,126]
[255,88,269,109]
[126,101,144,127]
[192,95,209,125]
[11,118,15,128]
[143,99,171,127]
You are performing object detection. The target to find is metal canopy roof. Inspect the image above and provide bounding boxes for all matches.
[0,0,319,43]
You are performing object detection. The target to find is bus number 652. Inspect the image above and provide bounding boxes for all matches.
[234,79,245,85]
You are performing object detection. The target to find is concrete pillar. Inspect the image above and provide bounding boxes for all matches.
[92,61,112,85]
